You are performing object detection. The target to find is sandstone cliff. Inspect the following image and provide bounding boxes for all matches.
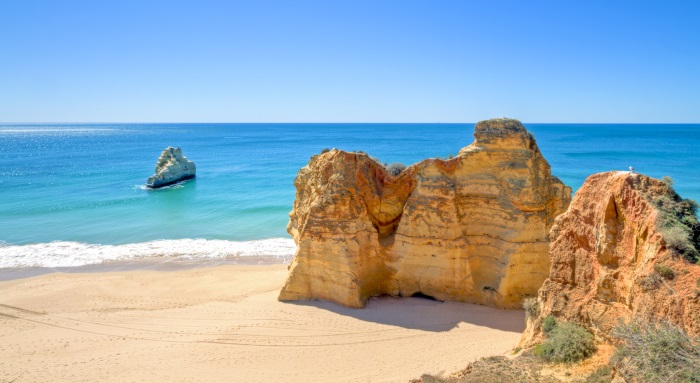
[146,147,196,188]
[279,118,571,309]
[520,171,700,346]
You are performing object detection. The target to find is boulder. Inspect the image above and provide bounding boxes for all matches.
[146,147,196,188]
[279,118,571,309]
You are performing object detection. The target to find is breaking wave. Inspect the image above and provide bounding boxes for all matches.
[0,238,295,268]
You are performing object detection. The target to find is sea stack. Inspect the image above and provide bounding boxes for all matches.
[146,147,196,188]
[279,118,572,309]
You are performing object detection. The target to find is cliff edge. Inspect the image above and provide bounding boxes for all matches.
[520,171,700,346]
[279,118,571,309]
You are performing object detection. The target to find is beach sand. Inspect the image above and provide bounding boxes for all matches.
[0,264,525,383]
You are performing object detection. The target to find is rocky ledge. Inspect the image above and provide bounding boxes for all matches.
[146,147,196,188]
[278,118,571,309]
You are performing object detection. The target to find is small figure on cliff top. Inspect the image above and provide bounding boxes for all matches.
[629,166,636,174]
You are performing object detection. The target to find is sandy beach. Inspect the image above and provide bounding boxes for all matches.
[0,264,525,383]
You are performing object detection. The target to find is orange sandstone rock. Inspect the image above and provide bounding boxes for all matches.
[279,118,571,309]
[520,172,700,346]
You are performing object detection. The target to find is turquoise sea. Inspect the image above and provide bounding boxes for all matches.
[1,123,699,267]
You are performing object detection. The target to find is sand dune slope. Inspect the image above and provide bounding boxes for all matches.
[0,265,524,383]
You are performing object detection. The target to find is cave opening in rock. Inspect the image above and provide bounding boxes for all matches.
[411,292,439,301]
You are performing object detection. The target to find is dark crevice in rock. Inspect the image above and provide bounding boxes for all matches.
[411,292,440,301]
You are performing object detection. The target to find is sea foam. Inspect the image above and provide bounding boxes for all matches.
[0,238,295,268]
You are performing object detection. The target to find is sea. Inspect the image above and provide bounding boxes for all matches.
[1,123,699,269]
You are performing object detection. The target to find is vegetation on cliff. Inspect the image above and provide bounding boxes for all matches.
[523,297,540,319]
[416,351,612,383]
[534,318,596,363]
[612,320,700,383]
[418,320,700,383]
[385,162,407,176]
[645,176,700,264]
[416,354,560,383]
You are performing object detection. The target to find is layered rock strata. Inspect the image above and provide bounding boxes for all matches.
[520,172,700,346]
[146,147,197,188]
[279,118,571,309]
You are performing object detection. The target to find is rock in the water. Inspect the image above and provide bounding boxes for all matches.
[519,172,700,347]
[278,118,571,309]
[146,147,196,188]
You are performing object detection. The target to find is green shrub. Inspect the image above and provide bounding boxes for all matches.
[522,297,540,319]
[662,175,675,187]
[650,182,700,263]
[663,225,698,259]
[541,315,557,335]
[612,320,700,383]
[534,322,595,363]
[653,264,675,280]
[321,148,330,153]
[385,162,406,176]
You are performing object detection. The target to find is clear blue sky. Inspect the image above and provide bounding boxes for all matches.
[1,0,698,123]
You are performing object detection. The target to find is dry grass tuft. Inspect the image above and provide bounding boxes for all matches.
[612,320,700,383]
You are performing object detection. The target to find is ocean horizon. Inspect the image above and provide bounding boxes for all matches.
[2,122,699,268]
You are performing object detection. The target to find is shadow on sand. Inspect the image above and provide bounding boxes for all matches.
[285,295,526,334]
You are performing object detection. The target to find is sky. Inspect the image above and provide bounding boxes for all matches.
[1,0,698,123]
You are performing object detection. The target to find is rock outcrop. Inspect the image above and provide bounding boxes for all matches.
[520,172,700,346]
[279,118,571,309]
[146,147,196,188]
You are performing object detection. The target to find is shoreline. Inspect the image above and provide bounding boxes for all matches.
[0,255,290,281]
[0,263,525,382]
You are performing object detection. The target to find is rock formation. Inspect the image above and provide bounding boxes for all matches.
[279,118,571,309]
[146,147,197,188]
[520,172,700,346]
